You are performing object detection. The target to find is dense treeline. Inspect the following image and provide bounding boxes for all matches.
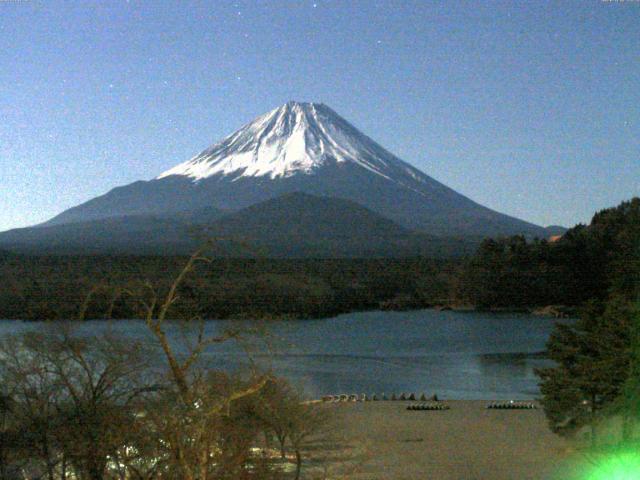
[530,199,640,448]
[1,198,637,321]
[0,255,456,321]
[537,296,638,444]
[455,198,640,309]
[450,197,640,447]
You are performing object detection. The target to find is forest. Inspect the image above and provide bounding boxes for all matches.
[456,197,639,310]
[0,254,456,321]
[0,198,637,321]
[530,199,640,447]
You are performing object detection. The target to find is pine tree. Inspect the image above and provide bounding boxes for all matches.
[536,297,634,445]
[611,301,640,443]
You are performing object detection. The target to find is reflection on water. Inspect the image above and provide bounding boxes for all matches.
[0,310,569,399]
[478,352,536,380]
[475,353,551,398]
[241,352,555,400]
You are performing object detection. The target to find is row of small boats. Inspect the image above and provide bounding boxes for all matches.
[486,401,537,409]
[321,393,438,402]
[320,394,538,410]
[407,401,537,411]
[406,402,450,411]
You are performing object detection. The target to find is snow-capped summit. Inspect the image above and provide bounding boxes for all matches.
[157,101,406,182]
[40,102,548,239]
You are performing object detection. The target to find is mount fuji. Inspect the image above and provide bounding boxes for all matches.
[0,102,553,255]
[45,101,545,235]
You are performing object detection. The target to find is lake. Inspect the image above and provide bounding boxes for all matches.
[0,309,565,400]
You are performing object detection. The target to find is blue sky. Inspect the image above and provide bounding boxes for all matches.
[1,0,638,231]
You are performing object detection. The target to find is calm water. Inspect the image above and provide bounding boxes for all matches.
[0,310,565,400]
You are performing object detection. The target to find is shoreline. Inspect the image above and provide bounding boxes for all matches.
[310,400,571,480]
[3,303,574,322]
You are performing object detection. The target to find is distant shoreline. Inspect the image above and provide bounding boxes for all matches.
[1,304,572,322]
[0,303,575,322]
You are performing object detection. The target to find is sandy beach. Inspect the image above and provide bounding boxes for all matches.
[304,400,573,480]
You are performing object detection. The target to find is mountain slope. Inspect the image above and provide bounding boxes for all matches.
[0,193,477,257]
[0,214,203,255]
[44,102,547,238]
[202,192,476,257]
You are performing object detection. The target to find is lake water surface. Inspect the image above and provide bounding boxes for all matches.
[0,309,565,400]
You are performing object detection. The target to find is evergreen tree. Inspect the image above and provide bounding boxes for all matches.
[611,301,640,443]
[457,197,640,310]
[537,297,635,445]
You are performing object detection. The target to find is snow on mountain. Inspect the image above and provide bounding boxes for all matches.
[36,101,547,239]
[158,101,406,182]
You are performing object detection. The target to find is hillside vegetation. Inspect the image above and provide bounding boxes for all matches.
[0,256,455,321]
[454,197,640,309]
[0,198,636,321]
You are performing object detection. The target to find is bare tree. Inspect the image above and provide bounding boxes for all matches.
[1,246,327,479]
[288,403,327,480]
[0,391,18,479]
[118,248,274,480]
[0,325,156,480]
[251,378,328,480]
[0,330,68,479]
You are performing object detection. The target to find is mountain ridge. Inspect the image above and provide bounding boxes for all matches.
[35,101,549,240]
[0,192,478,257]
